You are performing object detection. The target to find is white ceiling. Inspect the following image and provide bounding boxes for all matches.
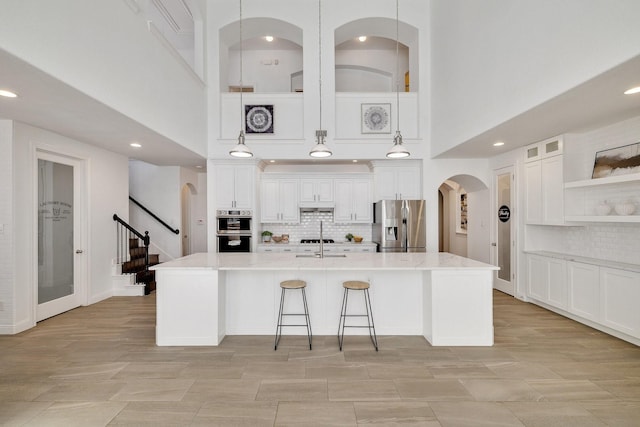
[0,49,205,168]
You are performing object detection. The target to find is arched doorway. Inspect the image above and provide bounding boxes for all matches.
[438,175,490,263]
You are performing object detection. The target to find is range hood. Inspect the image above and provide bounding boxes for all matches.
[299,203,334,212]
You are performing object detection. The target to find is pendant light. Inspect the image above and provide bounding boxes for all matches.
[309,0,332,158]
[386,0,410,159]
[230,0,253,158]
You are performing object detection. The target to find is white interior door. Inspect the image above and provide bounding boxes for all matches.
[36,151,85,321]
[492,166,516,296]
[181,184,192,256]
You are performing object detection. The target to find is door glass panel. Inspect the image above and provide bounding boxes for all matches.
[497,173,511,281]
[38,159,74,304]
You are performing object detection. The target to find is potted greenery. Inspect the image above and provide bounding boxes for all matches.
[345,233,354,242]
[262,230,273,243]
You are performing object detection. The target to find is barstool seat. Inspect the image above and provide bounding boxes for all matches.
[338,280,378,351]
[274,280,312,350]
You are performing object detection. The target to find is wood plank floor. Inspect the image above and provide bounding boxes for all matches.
[1,291,639,426]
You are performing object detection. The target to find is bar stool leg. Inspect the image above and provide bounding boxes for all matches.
[301,287,312,350]
[364,288,378,351]
[338,288,350,351]
[274,287,286,350]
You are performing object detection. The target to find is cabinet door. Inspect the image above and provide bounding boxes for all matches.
[279,180,299,223]
[334,179,353,223]
[299,179,316,203]
[233,166,254,209]
[215,165,236,208]
[547,257,567,309]
[524,161,542,224]
[527,255,548,302]
[568,261,600,322]
[541,156,564,224]
[260,180,280,222]
[316,179,334,202]
[396,167,421,200]
[351,179,373,223]
[374,168,398,200]
[600,267,640,338]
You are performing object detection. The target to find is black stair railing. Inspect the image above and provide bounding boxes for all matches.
[129,196,179,235]
[113,213,150,276]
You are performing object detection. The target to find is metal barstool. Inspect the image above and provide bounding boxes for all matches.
[274,280,312,350]
[338,280,378,351]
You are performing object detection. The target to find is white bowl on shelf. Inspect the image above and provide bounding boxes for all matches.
[614,202,636,216]
[595,202,612,216]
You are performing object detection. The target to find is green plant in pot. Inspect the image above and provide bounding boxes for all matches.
[345,233,354,242]
[262,230,273,242]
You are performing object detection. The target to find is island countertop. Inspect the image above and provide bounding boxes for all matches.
[152,252,499,271]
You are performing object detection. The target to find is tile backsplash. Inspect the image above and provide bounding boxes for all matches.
[261,211,372,243]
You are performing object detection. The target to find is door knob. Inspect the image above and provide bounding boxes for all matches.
[490,243,497,247]
[75,249,84,254]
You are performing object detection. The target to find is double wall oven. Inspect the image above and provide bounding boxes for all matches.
[216,209,252,252]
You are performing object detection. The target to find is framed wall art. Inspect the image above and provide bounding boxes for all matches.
[592,142,640,178]
[361,103,391,134]
[245,105,274,134]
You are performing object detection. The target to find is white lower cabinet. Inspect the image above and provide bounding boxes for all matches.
[600,267,640,338]
[567,261,600,322]
[528,254,640,343]
[527,254,566,310]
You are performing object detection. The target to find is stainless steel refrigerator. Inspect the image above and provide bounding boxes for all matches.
[372,200,426,252]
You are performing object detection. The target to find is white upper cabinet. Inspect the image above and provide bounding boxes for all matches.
[260,179,299,223]
[374,166,421,201]
[523,136,565,225]
[334,179,373,223]
[299,178,334,204]
[214,164,255,209]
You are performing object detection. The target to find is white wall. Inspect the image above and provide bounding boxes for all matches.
[0,0,207,157]
[3,122,129,334]
[335,47,409,92]
[467,189,490,263]
[180,167,208,253]
[129,161,182,261]
[0,121,14,330]
[227,49,303,92]
[430,0,640,156]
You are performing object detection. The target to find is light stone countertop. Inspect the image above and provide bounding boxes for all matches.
[525,250,640,273]
[152,252,499,271]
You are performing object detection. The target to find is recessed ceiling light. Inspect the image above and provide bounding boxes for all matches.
[352,160,358,163]
[493,141,505,147]
[130,142,142,148]
[195,165,203,169]
[624,86,640,95]
[0,89,18,98]
[269,160,275,163]
[358,36,367,42]
[265,36,274,42]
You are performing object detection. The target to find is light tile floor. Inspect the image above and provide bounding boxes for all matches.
[1,291,639,426]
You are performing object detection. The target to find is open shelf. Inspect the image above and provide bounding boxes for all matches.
[565,173,640,189]
[565,215,640,223]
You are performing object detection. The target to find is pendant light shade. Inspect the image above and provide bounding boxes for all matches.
[387,130,410,158]
[310,0,332,158]
[386,0,409,159]
[230,0,253,158]
[310,130,332,158]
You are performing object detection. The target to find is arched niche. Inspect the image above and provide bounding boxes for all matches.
[219,18,303,93]
[334,18,418,92]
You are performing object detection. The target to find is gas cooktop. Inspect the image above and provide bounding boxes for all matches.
[300,239,335,244]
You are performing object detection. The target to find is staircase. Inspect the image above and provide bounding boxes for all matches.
[121,238,160,295]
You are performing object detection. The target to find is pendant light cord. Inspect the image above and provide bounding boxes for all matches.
[395,0,400,134]
[239,0,243,131]
[318,0,322,131]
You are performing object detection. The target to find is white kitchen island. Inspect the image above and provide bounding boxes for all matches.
[152,252,498,347]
